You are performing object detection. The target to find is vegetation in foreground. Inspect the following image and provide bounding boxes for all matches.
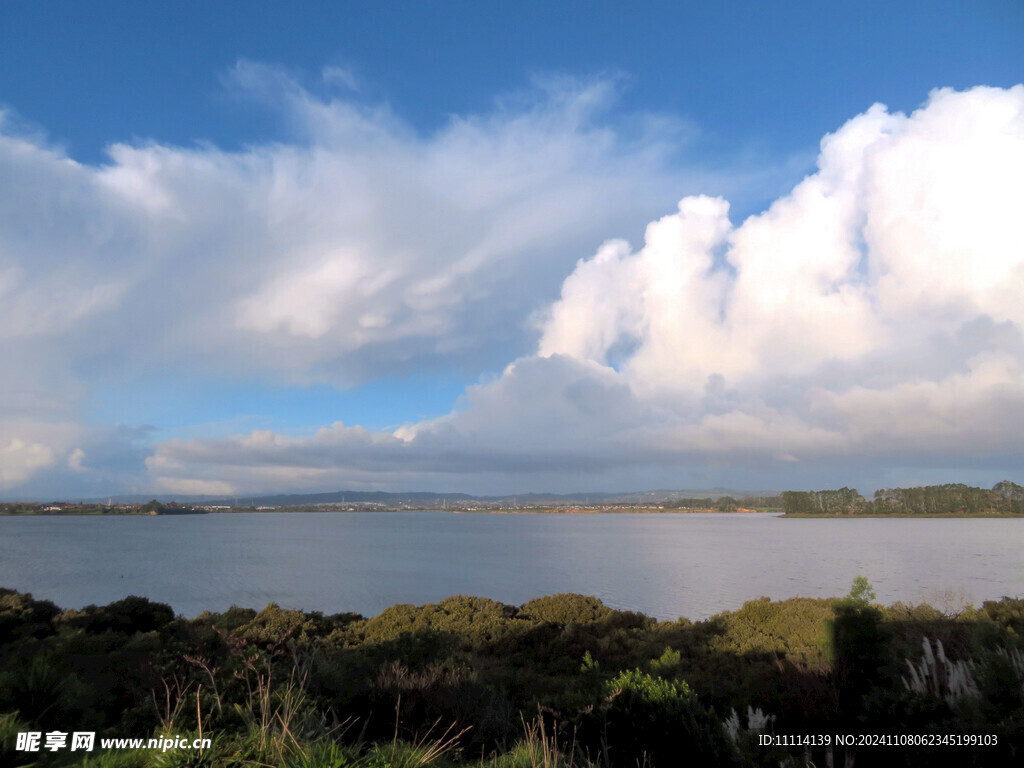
[2,580,1023,767]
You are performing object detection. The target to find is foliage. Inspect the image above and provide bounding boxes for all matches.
[828,578,886,712]
[519,595,612,626]
[662,495,783,511]
[2,586,1023,766]
[846,576,876,607]
[783,481,1024,516]
[781,487,867,515]
[980,597,1024,638]
[55,596,176,635]
[0,588,60,642]
[647,647,681,677]
[576,668,738,767]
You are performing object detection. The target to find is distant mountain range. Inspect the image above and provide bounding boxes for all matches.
[56,487,779,506]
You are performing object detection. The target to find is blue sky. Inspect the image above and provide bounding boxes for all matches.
[4,1,1020,164]
[1,1,1023,497]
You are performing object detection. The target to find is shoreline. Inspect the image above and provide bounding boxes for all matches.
[481,511,1021,517]
[781,512,1024,518]
[7,508,1022,517]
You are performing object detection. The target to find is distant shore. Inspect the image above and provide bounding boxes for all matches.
[781,512,1024,518]
[454,506,769,514]
[0,502,206,516]
[0,505,775,516]
[7,506,1022,517]
[4,481,1021,518]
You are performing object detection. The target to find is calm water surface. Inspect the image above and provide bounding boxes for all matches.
[1,512,1021,620]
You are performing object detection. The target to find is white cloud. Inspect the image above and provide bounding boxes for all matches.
[0,437,55,487]
[67,448,86,472]
[1,66,731,491]
[145,85,1024,494]
[3,77,1022,495]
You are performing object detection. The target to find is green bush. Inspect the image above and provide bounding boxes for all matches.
[519,594,612,626]
[56,596,175,635]
[4,585,1024,767]
[0,589,59,643]
[579,669,739,767]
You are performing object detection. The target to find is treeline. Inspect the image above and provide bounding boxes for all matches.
[781,481,1024,516]
[663,495,783,511]
[139,500,206,515]
[2,585,1022,767]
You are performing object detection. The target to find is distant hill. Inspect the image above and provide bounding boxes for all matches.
[203,490,480,507]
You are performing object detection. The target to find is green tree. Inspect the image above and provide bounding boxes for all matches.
[828,577,886,720]
[846,575,876,607]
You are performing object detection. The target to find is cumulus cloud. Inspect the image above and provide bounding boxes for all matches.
[148,354,670,493]
[0,437,56,487]
[1,66,728,491]
[146,85,1024,494]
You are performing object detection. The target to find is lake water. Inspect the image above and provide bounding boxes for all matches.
[1,512,1021,621]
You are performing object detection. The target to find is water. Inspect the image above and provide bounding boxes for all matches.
[1,512,1021,620]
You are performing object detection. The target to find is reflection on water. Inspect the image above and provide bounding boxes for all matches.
[1,512,1021,620]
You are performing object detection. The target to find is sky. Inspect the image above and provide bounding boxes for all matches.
[1,1,1022,498]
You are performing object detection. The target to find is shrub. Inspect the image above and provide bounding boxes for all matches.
[353,596,524,649]
[519,595,612,626]
[0,589,59,643]
[580,669,739,767]
[239,603,320,647]
[708,597,833,665]
[981,597,1024,638]
[56,596,175,635]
